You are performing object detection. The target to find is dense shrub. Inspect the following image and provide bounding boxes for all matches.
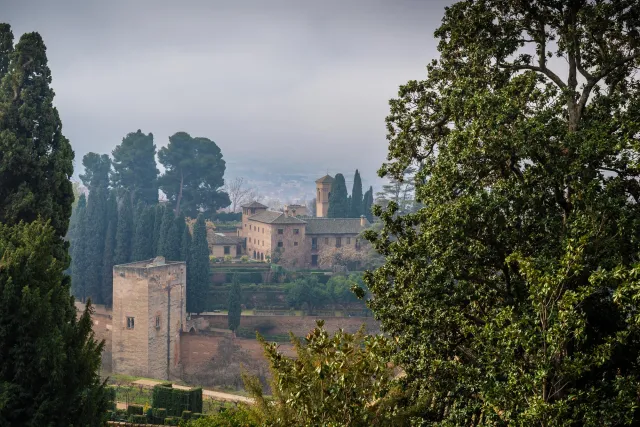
[127,404,144,415]
[152,384,203,417]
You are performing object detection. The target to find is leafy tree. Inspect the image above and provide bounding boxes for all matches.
[158,132,231,216]
[350,169,363,218]
[374,167,416,214]
[365,1,640,424]
[71,194,88,300]
[327,173,349,218]
[111,129,159,205]
[84,185,108,303]
[79,152,111,193]
[132,204,155,261]
[228,274,242,333]
[0,29,74,265]
[0,220,110,426]
[157,204,175,258]
[188,214,210,313]
[113,191,133,265]
[285,276,329,313]
[101,190,117,306]
[152,204,164,257]
[243,321,399,426]
[0,24,12,80]
[362,186,374,223]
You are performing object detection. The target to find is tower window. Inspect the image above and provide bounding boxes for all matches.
[224,246,231,255]
[155,315,161,329]
[126,317,135,329]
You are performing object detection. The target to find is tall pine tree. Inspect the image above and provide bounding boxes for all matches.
[188,214,210,314]
[362,186,374,223]
[327,173,349,218]
[84,184,108,304]
[180,220,192,262]
[350,169,363,218]
[228,274,242,333]
[71,194,88,300]
[157,205,175,257]
[132,204,155,261]
[0,26,108,425]
[101,190,117,306]
[114,191,133,265]
[152,204,164,257]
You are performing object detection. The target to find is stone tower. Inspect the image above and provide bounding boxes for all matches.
[112,257,186,380]
[315,175,334,217]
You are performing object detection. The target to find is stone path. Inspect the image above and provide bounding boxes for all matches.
[131,379,253,404]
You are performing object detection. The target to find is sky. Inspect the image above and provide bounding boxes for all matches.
[2,0,451,188]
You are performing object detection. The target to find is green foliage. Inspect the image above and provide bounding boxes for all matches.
[153,204,164,257]
[79,152,111,193]
[350,169,363,218]
[71,194,88,300]
[228,274,242,332]
[101,190,118,306]
[243,320,399,426]
[180,222,192,262]
[127,404,144,415]
[111,129,159,205]
[362,186,374,223]
[0,29,74,266]
[84,185,108,303]
[158,131,231,216]
[157,204,175,258]
[185,408,257,427]
[114,191,133,265]
[0,221,109,426]
[284,274,367,311]
[164,213,185,261]
[327,173,349,218]
[151,384,203,417]
[130,414,148,423]
[366,1,640,424]
[188,215,211,313]
[132,203,155,261]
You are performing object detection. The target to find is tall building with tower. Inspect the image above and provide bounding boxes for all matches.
[112,257,186,380]
[315,174,334,218]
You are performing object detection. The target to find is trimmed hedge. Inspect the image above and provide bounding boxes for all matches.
[106,386,117,411]
[127,404,144,415]
[152,383,203,417]
[130,414,148,423]
[164,417,179,425]
[181,410,192,420]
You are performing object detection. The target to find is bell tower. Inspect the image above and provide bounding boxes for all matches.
[315,175,334,217]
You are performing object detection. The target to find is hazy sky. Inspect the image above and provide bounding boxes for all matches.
[2,0,451,184]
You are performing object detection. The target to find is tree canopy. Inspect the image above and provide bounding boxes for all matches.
[188,214,210,314]
[158,132,231,217]
[365,1,640,424]
[111,130,159,205]
[79,153,111,193]
[327,173,349,218]
[228,274,241,333]
[350,169,363,218]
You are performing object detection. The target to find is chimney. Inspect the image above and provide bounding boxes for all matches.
[360,215,366,227]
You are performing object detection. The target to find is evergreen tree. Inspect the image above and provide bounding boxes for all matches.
[111,130,159,205]
[114,192,133,265]
[101,190,117,306]
[327,173,349,218]
[362,186,374,223]
[0,221,109,426]
[132,205,155,261]
[165,214,186,261]
[228,274,242,333]
[157,205,175,257]
[188,214,210,314]
[152,204,164,257]
[84,185,108,304]
[71,194,88,300]
[350,169,363,218]
[0,29,74,265]
[180,221,192,262]
[0,24,12,80]
[79,153,111,193]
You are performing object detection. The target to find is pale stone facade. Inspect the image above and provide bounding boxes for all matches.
[315,175,334,218]
[112,257,186,380]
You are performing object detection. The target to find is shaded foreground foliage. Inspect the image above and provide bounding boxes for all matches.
[364,0,640,425]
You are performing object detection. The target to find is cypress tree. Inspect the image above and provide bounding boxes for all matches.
[132,205,155,261]
[188,214,210,314]
[152,204,165,256]
[157,205,175,257]
[327,173,349,218]
[165,214,186,261]
[362,186,374,223]
[84,185,108,304]
[101,190,117,306]
[350,169,363,218]
[0,26,108,425]
[114,192,133,265]
[180,221,192,262]
[228,274,242,333]
[71,194,88,301]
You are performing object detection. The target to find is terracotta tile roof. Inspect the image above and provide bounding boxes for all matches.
[304,218,369,235]
[248,210,307,225]
[211,234,244,245]
[315,174,334,184]
[240,201,268,209]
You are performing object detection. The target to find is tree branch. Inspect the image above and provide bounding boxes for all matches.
[498,63,567,90]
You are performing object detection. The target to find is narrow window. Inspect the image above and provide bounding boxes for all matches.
[336,237,342,248]
[126,317,135,329]
[347,237,351,244]
[324,237,329,245]
[155,315,160,329]
[278,229,284,235]
[294,241,298,246]
[293,229,299,235]
[224,246,230,255]
[278,241,284,248]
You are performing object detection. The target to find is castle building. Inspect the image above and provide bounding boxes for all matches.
[232,175,370,268]
[112,257,186,380]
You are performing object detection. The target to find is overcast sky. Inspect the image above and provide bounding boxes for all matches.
[2,0,451,184]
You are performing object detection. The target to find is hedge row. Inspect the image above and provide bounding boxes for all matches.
[151,383,203,417]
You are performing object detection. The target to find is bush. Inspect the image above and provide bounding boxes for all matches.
[127,404,144,415]
[182,410,192,420]
[224,255,232,263]
[130,414,148,423]
[164,417,179,425]
[152,383,203,417]
[240,255,249,263]
[152,407,168,423]
[106,386,117,411]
